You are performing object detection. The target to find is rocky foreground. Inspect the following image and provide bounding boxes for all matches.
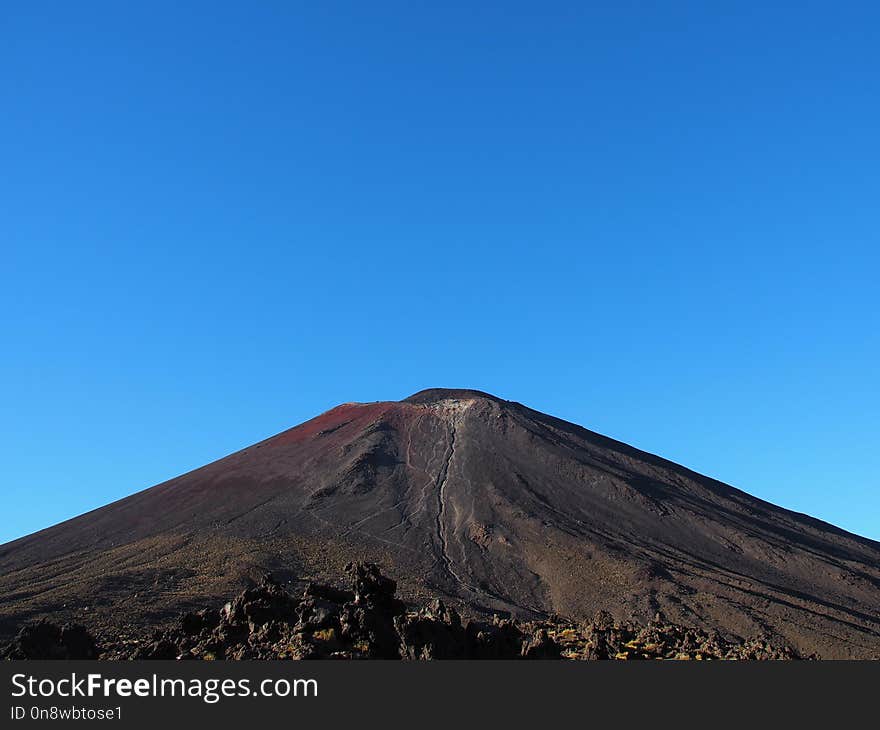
[2,563,806,660]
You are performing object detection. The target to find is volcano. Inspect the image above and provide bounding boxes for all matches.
[1,388,878,658]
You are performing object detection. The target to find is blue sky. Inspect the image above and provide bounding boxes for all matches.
[2,2,878,544]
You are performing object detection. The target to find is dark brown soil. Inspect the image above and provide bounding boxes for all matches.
[1,388,878,658]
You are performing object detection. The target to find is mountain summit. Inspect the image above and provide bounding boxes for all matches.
[1,388,878,657]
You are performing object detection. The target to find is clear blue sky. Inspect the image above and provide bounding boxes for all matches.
[2,2,878,544]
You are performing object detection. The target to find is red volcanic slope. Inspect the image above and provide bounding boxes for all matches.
[1,388,878,658]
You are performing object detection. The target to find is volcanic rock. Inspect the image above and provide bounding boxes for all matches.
[1,621,99,660]
[4,563,818,661]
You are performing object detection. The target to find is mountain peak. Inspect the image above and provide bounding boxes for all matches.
[402,388,506,405]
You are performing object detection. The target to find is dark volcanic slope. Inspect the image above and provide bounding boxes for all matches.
[1,388,878,657]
